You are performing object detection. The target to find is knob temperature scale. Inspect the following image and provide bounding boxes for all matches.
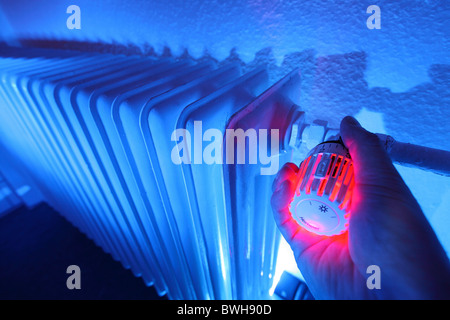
[290,138,355,236]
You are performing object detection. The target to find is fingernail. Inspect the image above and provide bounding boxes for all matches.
[343,116,361,127]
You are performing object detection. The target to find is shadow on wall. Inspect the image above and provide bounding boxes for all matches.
[15,38,450,149]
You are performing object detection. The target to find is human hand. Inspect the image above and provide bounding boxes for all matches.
[271,116,450,299]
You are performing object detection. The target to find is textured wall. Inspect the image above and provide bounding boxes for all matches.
[0,1,448,90]
[0,1,449,140]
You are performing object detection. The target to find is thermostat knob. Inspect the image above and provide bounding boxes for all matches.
[290,139,355,236]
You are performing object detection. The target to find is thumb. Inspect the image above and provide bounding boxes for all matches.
[340,116,402,189]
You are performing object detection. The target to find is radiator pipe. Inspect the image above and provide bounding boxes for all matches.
[288,116,450,177]
[375,133,450,177]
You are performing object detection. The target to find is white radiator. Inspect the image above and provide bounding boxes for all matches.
[0,47,302,299]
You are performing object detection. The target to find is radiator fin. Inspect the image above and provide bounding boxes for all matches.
[0,47,301,299]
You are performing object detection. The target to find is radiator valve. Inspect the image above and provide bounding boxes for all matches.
[289,137,354,236]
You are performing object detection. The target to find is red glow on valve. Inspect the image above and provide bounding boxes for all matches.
[290,141,354,236]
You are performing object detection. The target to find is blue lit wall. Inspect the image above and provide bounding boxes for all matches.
[0,0,449,298]
[1,0,448,93]
[0,1,448,145]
